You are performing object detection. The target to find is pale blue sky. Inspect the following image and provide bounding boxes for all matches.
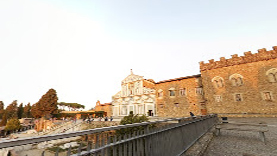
[1,0,277,109]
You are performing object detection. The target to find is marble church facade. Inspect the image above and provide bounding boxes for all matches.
[112,70,156,117]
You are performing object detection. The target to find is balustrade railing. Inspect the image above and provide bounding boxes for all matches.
[0,114,217,156]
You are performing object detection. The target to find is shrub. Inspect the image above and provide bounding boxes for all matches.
[116,113,150,136]
[5,118,21,132]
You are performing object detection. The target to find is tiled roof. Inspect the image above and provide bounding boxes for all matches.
[99,103,112,106]
[156,74,201,84]
[144,79,155,83]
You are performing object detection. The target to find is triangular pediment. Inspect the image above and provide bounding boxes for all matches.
[113,91,121,99]
[122,74,144,84]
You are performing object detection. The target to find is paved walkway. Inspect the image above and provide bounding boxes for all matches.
[204,118,277,156]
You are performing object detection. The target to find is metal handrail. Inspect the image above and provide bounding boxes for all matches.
[0,115,215,149]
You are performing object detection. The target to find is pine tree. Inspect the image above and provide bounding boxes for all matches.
[17,103,24,119]
[31,88,58,118]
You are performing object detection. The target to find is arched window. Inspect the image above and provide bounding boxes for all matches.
[269,73,277,82]
[157,89,163,97]
[266,68,277,83]
[214,80,219,87]
[229,74,244,86]
[218,79,224,88]
[237,77,243,86]
[211,76,224,88]
[231,78,237,86]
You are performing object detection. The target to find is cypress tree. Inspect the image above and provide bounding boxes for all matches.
[23,103,32,118]
[0,101,4,119]
[6,100,18,119]
[0,111,7,126]
[31,88,58,118]
[17,103,24,119]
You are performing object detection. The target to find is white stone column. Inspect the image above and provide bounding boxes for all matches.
[144,103,147,115]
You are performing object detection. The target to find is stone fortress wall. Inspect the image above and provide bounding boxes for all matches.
[155,75,204,117]
[200,46,277,117]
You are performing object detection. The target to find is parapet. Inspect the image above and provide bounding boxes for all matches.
[200,46,277,71]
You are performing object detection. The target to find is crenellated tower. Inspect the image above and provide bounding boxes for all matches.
[200,46,277,117]
[200,46,277,71]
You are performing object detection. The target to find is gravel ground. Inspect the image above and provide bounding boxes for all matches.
[204,118,277,156]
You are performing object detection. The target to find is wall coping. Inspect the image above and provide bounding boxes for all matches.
[200,46,277,71]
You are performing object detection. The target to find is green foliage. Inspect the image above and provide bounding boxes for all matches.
[31,88,58,119]
[47,141,86,154]
[17,103,24,119]
[5,118,21,131]
[58,102,85,111]
[116,113,150,136]
[120,114,149,125]
[52,109,64,118]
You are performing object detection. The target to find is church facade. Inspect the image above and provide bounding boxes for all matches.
[112,70,156,117]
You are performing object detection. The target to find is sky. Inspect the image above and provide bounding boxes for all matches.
[1,0,277,109]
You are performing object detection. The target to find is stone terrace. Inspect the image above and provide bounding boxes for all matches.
[204,118,277,156]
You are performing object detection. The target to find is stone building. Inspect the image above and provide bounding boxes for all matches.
[112,71,206,118]
[155,75,206,117]
[94,100,112,117]
[112,70,156,117]
[111,46,277,117]
[200,46,277,117]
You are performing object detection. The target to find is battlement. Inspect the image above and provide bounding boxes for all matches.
[200,46,277,71]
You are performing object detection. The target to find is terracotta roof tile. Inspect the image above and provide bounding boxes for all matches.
[156,74,201,84]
